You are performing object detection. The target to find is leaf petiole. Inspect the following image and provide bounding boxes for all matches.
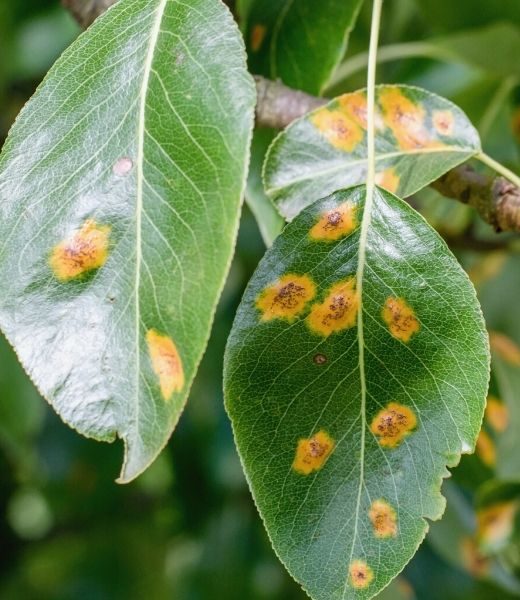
[476,151,520,190]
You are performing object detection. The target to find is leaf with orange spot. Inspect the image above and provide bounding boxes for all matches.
[225,186,489,600]
[264,85,481,220]
[0,0,255,483]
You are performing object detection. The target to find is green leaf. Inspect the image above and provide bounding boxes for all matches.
[0,0,255,482]
[245,128,285,247]
[264,85,481,220]
[225,185,489,599]
[244,0,364,94]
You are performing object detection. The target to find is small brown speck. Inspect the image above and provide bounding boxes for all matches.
[313,354,327,365]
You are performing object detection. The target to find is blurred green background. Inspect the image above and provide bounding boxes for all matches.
[1,1,520,598]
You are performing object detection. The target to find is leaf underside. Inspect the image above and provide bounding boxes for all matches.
[224,186,489,599]
[264,85,481,220]
[0,0,255,482]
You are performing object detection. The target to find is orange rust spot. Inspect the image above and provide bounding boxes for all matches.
[113,157,133,176]
[489,331,520,366]
[379,87,431,150]
[256,274,316,322]
[461,537,490,577]
[485,395,509,433]
[146,329,185,401]
[349,560,374,589]
[50,220,111,281]
[311,108,364,152]
[250,24,267,52]
[307,278,358,337]
[292,430,335,475]
[339,91,385,131]
[370,402,417,448]
[309,202,357,241]
[369,499,398,538]
[339,92,368,128]
[375,167,400,193]
[477,501,518,549]
[476,429,496,468]
[382,297,420,343]
[432,110,455,136]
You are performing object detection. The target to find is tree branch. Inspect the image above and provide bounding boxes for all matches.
[62,0,117,29]
[63,0,520,234]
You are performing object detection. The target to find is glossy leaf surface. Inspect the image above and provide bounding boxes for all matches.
[225,186,489,599]
[0,0,255,482]
[264,85,481,220]
[244,0,363,94]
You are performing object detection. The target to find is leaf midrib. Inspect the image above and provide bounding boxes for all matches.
[266,145,475,196]
[126,0,168,479]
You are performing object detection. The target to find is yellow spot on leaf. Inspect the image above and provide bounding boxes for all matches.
[339,92,368,128]
[382,297,420,342]
[432,110,455,136]
[339,91,385,131]
[477,501,518,550]
[489,331,520,366]
[256,274,316,322]
[50,220,111,281]
[292,430,335,475]
[311,108,364,152]
[250,24,267,52]
[379,87,431,150]
[370,402,417,448]
[476,429,496,467]
[375,168,400,193]
[146,329,185,401]
[369,499,398,538]
[309,202,357,241]
[485,395,509,432]
[349,560,374,589]
[461,537,489,577]
[307,278,358,336]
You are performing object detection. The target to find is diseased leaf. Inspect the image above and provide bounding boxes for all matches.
[264,85,481,220]
[0,0,255,482]
[244,0,364,94]
[225,185,489,599]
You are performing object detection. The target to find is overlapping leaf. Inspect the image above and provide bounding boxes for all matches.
[244,0,364,94]
[0,0,255,482]
[225,185,489,599]
[264,85,481,219]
